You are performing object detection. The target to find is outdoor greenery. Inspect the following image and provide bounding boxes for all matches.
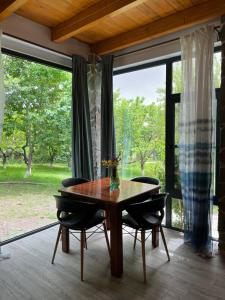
[114,89,165,188]
[1,55,72,176]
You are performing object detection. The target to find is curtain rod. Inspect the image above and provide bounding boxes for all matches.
[114,25,221,59]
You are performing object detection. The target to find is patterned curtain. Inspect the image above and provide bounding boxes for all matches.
[87,61,102,179]
[0,25,6,143]
[179,26,216,255]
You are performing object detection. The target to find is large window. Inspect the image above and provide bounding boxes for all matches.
[114,49,221,238]
[114,65,166,190]
[0,53,72,241]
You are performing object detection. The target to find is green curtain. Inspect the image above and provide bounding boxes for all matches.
[101,55,115,177]
[72,55,94,180]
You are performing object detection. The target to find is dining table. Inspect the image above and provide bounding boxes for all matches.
[59,177,160,278]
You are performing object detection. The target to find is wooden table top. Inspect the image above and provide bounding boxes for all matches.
[59,177,160,206]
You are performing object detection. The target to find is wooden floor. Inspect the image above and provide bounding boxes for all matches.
[1,227,225,300]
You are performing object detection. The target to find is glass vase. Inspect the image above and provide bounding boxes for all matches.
[110,167,120,190]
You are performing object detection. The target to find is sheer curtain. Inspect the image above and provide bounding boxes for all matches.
[179,26,216,255]
[0,25,6,143]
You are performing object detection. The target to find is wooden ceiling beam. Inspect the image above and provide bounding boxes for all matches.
[92,0,225,55]
[0,0,28,22]
[52,0,146,43]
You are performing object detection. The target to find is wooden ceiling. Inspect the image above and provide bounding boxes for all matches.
[1,0,225,54]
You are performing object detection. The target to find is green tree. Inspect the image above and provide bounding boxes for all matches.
[114,90,165,177]
[2,55,71,175]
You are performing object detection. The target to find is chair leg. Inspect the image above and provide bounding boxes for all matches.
[80,230,84,281]
[84,230,87,250]
[133,229,138,250]
[103,222,111,257]
[141,230,147,283]
[159,225,170,261]
[51,224,62,264]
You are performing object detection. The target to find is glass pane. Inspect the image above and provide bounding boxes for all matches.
[214,51,221,89]
[172,61,183,94]
[172,198,184,229]
[174,147,181,190]
[0,55,72,241]
[175,102,180,145]
[113,65,166,190]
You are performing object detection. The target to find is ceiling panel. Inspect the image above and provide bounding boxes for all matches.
[16,0,100,27]
[15,0,209,44]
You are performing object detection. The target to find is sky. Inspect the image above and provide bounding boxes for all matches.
[113,65,166,104]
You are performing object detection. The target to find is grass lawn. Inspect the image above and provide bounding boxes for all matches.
[0,163,71,240]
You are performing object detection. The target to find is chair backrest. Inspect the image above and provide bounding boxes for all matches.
[131,176,160,186]
[54,195,98,221]
[57,178,95,221]
[126,193,168,222]
[61,177,89,188]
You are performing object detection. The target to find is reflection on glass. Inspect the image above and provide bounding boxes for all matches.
[113,65,166,190]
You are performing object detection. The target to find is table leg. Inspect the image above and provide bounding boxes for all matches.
[61,226,69,253]
[105,208,111,230]
[109,206,123,277]
[152,226,159,248]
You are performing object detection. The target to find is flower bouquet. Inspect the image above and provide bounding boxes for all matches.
[102,154,121,190]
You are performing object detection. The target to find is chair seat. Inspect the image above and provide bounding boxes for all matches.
[60,210,105,230]
[122,213,161,230]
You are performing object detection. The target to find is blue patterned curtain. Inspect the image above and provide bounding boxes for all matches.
[179,26,216,255]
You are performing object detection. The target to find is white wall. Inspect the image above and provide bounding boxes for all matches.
[1,14,90,62]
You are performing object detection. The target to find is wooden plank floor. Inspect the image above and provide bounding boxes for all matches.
[1,227,225,300]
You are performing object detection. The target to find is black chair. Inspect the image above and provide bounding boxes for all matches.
[122,193,170,282]
[61,176,105,222]
[61,177,89,188]
[51,178,110,281]
[131,176,160,186]
[129,176,160,246]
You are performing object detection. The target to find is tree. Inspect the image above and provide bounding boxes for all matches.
[35,98,71,167]
[114,90,165,176]
[2,55,72,176]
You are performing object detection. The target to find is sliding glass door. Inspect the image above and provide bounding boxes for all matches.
[0,52,72,241]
